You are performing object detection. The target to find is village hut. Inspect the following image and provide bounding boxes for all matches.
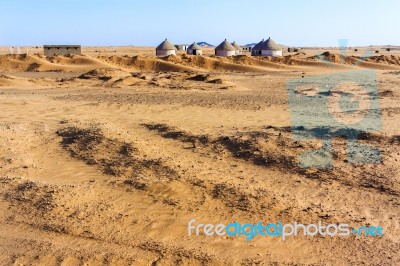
[251,39,265,56]
[156,39,177,57]
[231,41,242,55]
[252,37,282,56]
[215,39,236,57]
[187,42,203,55]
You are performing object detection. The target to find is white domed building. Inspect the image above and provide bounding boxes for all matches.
[252,37,282,56]
[187,42,202,55]
[251,39,265,56]
[231,41,243,55]
[214,39,236,57]
[156,39,177,57]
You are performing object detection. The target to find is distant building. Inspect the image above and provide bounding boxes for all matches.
[44,45,81,56]
[242,46,253,52]
[156,39,177,57]
[187,42,203,55]
[8,47,27,55]
[215,39,236,57]
[251,39,264,56]
[231,41,242,55]
[287,47,299,52]
[251,37,282,56]
[175,44,189,51]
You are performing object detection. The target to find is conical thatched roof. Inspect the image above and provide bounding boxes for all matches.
[215,39,236,51]
[231,41,242,50]
[260,37,282,51]
[188,42,202,50]
[252,39,264,50]
[156,39,177,50]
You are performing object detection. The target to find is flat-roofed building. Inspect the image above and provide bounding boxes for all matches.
[44,45,81,56]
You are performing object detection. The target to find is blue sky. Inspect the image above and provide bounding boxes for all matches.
[0,0,399,47]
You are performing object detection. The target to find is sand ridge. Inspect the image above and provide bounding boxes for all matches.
[2,50,400,78]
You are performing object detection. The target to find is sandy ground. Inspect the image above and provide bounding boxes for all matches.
[0,47,399,265]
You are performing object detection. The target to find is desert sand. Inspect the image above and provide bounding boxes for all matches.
[0,46,399,265]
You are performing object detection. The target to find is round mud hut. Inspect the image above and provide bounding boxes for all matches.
[215,39,236,57]
[252,37,282,56]
[231,41,243,55]
[156,39,177,57]
[187,42,203,55]
[251,39,265,56]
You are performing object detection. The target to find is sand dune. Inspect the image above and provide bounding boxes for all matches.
[1,52,400,78]
[308,52,400,70]
[0,54,112,73]
[97,55,199,72]
[0,74,55,87]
